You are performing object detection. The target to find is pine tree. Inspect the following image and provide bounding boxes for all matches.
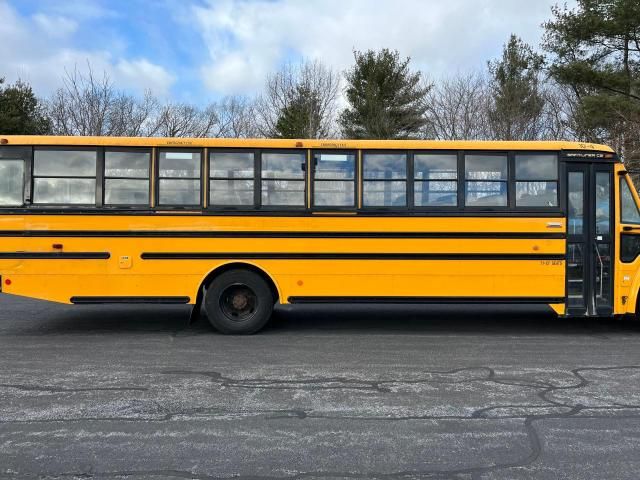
[543,0,640,164]
[488,35,545,140]
[0,78,51,135]
[339,49,430,139]
[274,85,324,138]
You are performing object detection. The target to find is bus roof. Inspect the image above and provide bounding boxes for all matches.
[0,135,616,153]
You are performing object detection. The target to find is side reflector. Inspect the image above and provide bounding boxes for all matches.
[0,138,8,145]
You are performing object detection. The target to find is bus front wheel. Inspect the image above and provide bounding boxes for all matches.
[203,269,274,334]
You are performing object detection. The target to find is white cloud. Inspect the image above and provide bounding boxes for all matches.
[32,13,78,38]
[194,0,575,96]
[0,1,175,96]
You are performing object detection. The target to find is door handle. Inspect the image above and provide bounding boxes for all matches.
[546,222,562,228]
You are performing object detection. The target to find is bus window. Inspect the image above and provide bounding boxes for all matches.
[33,149,96,205]
[261,151,305,207]
[620,178,640,263]
[465,154,508,207]
[621,178,640,224]
[515,154,558,207]
[313,152,356,208]
[158,150,201,206]
[0,159,24,206]
[414,153,457,207]
[209,151,255,207]
[363,153,407,207]
[104,150,151,206]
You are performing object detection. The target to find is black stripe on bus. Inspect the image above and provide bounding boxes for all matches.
[0,252,110,260]
[0,209,567,218]
[288,296,565,304]
[0,230,566,239]
[140,253,566,261]
[70,296,190,304]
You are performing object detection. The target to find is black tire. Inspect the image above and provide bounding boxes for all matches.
[204,269,274,334]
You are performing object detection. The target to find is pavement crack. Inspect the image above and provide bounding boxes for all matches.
[0,383,147,393]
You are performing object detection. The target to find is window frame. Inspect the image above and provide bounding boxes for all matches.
[360,149,409,211]
[513,152,560,210]
[207,148,258,211]
[310,149,358,211]
[412,150,460,211]
[0,146,31,208]
[462,150,511,210]
[155,148,204,209]
[259,148,307,210]
[31,146,99,208]
[102,146,153,210]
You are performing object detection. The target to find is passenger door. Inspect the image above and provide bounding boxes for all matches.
[565,163,614,316]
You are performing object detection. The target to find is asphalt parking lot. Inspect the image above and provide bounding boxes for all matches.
[1,295,640,479]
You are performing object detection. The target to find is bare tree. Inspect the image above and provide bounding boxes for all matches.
[109,91,160,137]
[46,66,160,137]
[211,96,259,138]
[537,81,581,141]
[254,60,340,138]
[149,102,219,138]
[423,73,490,140]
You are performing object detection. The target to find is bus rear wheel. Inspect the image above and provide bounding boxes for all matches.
[204,269,274,334]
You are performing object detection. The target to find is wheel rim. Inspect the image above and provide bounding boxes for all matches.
[219,283,258,322]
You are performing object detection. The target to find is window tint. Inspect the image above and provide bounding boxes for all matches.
[34,150,96,177]
[261,152,305,207]
[34,178,95,204]
[465,154,507,206]
[621,178,640,224]
[515,154,558,207]
[158,150,201,206]
[105,179,149,205]
[595,171,610,235]
[210,152,254,178]
[515,182,558,207]
[363,181,407,207]
[313,152,356,207]
[515,154,557,180]
[568,171,584,235]
[363,153,407,207]
[414,154,457,207]
[105,151,150,178]
[33,149,97,204]
[104,150,150,206]
[363,153,407,179]
[159,179,201,205]
[0,160,24,206]
[262,152,305,179]
[210,152,255,207]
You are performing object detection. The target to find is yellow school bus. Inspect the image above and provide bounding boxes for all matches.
[0,135,639,333]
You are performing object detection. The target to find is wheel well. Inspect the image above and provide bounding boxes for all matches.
[197,263,280,306]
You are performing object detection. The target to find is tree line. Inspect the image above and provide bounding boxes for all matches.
[1,1,639,167]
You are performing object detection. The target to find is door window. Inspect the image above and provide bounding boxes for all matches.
[595,172,610,236]
[568,172,584,235]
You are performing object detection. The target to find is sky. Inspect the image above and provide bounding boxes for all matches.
[0,0,576,103]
